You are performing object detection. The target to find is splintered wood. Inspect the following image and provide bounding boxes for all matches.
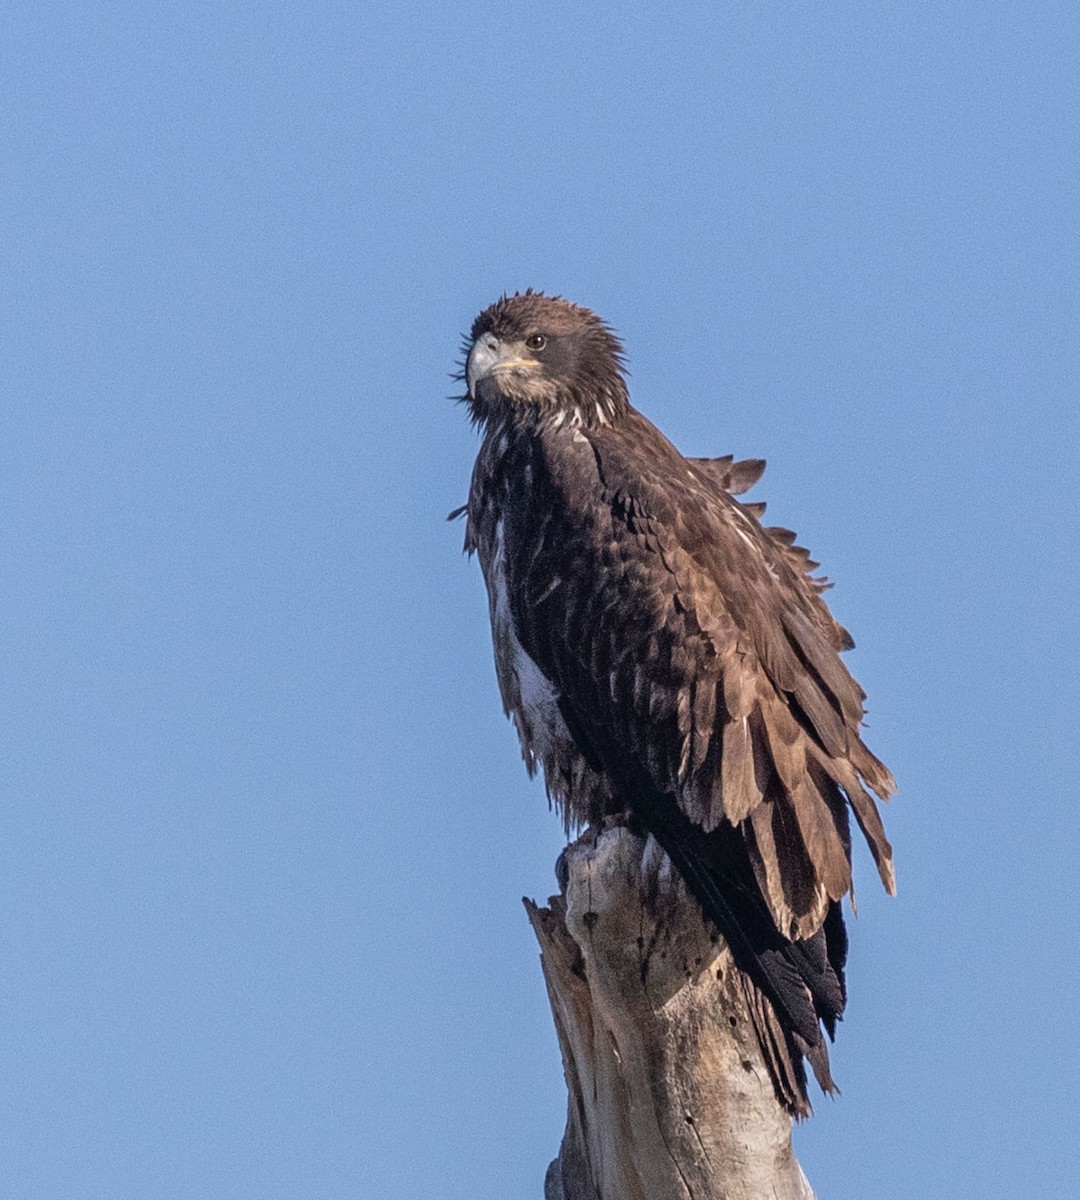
[525,826,816,1200]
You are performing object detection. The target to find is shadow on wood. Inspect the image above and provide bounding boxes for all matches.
[525,826,816,1200]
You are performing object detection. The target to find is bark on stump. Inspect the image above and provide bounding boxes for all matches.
[525,825,816,1200]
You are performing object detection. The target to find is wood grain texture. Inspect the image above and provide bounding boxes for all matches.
[527,826,817,1200]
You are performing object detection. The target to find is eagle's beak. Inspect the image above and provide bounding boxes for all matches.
[466,334,539,399]
[466,334,499,399]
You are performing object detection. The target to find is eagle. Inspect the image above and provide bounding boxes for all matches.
[457,291,895,1114]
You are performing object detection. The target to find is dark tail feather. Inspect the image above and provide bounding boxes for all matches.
[739,973,811,1116]
[633,790,847,1112]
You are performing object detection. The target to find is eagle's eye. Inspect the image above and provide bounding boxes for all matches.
[525,334,547,352]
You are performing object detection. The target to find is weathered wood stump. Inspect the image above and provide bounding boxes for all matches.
[525,825,816,1200]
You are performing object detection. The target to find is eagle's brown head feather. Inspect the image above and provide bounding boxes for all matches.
[464,291,629,426]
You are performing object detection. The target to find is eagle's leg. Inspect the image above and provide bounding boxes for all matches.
[565,809,639,884]
[556,813,633,890]
[599,807,638,841]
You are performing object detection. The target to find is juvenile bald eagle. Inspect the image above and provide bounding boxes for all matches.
[457,291,894,1114]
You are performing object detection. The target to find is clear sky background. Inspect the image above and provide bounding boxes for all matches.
[3,3,1077,1198]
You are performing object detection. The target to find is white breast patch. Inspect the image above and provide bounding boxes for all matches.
[489,519,573,769]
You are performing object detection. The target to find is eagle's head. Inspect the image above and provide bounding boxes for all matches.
[463,291,629,427]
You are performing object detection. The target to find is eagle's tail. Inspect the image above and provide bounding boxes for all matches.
[633,792,847,1116]
[554,697,845,1114]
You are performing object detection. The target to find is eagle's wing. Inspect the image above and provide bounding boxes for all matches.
[685,453,766,495]
[507,411,894,944]
[686,456,850,626]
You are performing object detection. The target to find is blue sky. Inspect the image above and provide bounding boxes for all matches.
[3,3,1078,1197]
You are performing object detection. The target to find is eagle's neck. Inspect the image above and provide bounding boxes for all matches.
[546,387,628,430]
[470,379,630,435]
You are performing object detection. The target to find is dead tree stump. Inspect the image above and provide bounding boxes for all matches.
[525,825,816,1200]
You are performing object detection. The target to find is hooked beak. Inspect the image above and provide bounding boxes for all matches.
[466,333,539,399]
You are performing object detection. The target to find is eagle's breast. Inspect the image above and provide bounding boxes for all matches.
[470,424,612,827]
[488,515,573,772]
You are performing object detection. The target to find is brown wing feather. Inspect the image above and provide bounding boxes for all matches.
[507,410,894,939]
[686,454,766,495]
[688,457,852,624]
